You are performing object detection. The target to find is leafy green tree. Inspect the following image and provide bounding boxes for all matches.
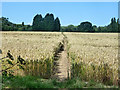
[66,25,76,32]
[93,25,98,32]
[97,27,101,32]
[100,26,107,32]
[77,21,94,32]
[61,26,67,32]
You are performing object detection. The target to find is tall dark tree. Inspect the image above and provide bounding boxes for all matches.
[22,22,25,31]
[43,13,55,31]
[117,18,120,32]
[32,14,42,31]
[22,22,24,26]
[117,18,119,24]
[113,17,116,23]
[54,17,60,31]
[32,13,61,31]
[111,18,114,24]
[108,17,118,32]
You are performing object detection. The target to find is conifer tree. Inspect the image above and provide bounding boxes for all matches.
[54,17,60,31]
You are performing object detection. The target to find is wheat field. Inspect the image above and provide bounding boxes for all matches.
[1,32,63,60]
[65,32,118,85]
[1,32,63,77]
[1,32,119,85]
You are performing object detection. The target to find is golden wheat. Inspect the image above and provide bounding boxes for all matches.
[1,32,63,60]
[1,31,63,77]
[65,32,118,85]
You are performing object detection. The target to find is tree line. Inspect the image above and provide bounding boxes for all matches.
[0,13,120,32]
[1,17,32,31]
[61,17,120,32]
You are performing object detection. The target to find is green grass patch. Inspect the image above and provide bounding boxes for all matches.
[2,76,119,88]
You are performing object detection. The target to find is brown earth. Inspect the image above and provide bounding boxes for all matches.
[52,35,71,81]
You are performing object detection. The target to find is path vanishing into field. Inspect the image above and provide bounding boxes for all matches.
[52,33,71,81]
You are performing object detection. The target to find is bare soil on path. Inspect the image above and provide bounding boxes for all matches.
[52,35,71,81]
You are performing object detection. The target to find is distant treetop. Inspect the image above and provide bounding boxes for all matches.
[32,13,61,31]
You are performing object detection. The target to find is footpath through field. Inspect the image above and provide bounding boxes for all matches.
[52,33,71,81]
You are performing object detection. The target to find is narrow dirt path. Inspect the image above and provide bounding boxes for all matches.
[52,33,71,81]
[57,39,70,81]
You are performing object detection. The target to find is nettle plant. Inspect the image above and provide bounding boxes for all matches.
[1,50,26,77]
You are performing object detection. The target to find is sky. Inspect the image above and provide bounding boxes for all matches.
[1,0,119,2]
[1,2,118,26]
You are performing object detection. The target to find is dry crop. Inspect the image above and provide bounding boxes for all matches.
[1,31,63,77]
[65,32,118,85]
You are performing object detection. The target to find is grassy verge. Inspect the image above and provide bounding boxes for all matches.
[2,76,118,88]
